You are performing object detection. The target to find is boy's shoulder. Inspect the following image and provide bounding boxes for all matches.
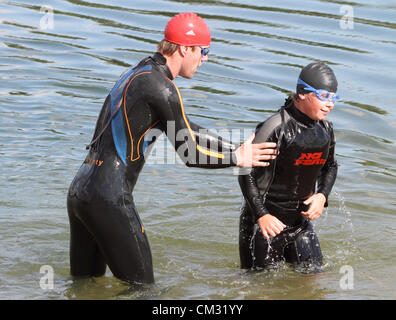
[319,118,334,132]
[254,111,285,142]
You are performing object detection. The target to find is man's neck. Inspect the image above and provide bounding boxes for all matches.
[160,52,181,79]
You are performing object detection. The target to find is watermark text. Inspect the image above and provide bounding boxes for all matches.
[39,265,54,290]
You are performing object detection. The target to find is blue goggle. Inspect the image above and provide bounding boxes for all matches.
[199,46,210,56]
[297,78,340,103]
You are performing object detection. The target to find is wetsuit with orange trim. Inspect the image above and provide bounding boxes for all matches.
[67,52,238,284]
[238,98,337,272]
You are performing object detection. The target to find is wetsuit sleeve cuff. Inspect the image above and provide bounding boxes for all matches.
[251,198,270,221]
[255,210,269,221]
[317,191,329,207]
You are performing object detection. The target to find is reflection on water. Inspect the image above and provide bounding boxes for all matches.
[0,0,395,299]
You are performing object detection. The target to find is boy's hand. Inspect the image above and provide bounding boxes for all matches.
[301,193,326,220]
[257,214,286,239]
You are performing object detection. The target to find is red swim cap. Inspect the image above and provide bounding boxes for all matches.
[164,12,211,47]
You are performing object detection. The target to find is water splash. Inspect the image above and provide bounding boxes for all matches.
[328,189,361,264]
[249,224,259,265]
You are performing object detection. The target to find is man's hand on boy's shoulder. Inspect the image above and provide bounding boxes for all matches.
[235,133,277,167]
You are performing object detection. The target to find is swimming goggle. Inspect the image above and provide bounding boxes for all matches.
[199,46,210,56]
[297,78,340,103]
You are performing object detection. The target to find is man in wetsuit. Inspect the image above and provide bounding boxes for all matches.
[239,62,339,272]
[67,12,277,285]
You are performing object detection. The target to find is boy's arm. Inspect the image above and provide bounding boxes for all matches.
[238,115,286,238]
[317,125,338,203]
[238,118,280,220]
[239,168,286,238]
[238,168,270,221]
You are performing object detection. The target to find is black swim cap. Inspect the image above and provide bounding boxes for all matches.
[297,62,338,94]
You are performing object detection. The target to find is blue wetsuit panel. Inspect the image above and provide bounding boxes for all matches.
[110,65,152,164]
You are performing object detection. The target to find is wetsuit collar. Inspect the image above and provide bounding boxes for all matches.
[286,100,317,128]
[151,52,174,80]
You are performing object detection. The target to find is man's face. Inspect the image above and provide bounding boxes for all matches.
[301,92,335,120]
[179,46,208,79]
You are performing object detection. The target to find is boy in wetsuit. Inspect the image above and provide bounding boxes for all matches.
[239,62,339,272]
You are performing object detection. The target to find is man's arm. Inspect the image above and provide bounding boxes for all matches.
[156,80,276,168]
[189,121,237,153]
[190,122,278,167]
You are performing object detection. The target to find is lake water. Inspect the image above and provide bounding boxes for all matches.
[0,0,395,300]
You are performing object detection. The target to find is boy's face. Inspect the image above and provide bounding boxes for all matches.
[300,92,335,120]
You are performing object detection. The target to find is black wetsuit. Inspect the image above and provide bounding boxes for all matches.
[67,52,238,284]
[238,98,337,271]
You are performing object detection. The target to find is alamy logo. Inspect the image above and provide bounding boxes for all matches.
[294,152,326,166]
[39,5,54,30]
[39,265,54,290]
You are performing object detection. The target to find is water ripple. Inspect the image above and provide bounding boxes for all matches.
[1,0,395,300]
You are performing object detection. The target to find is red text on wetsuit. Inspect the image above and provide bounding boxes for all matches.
[294,152,326,166]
